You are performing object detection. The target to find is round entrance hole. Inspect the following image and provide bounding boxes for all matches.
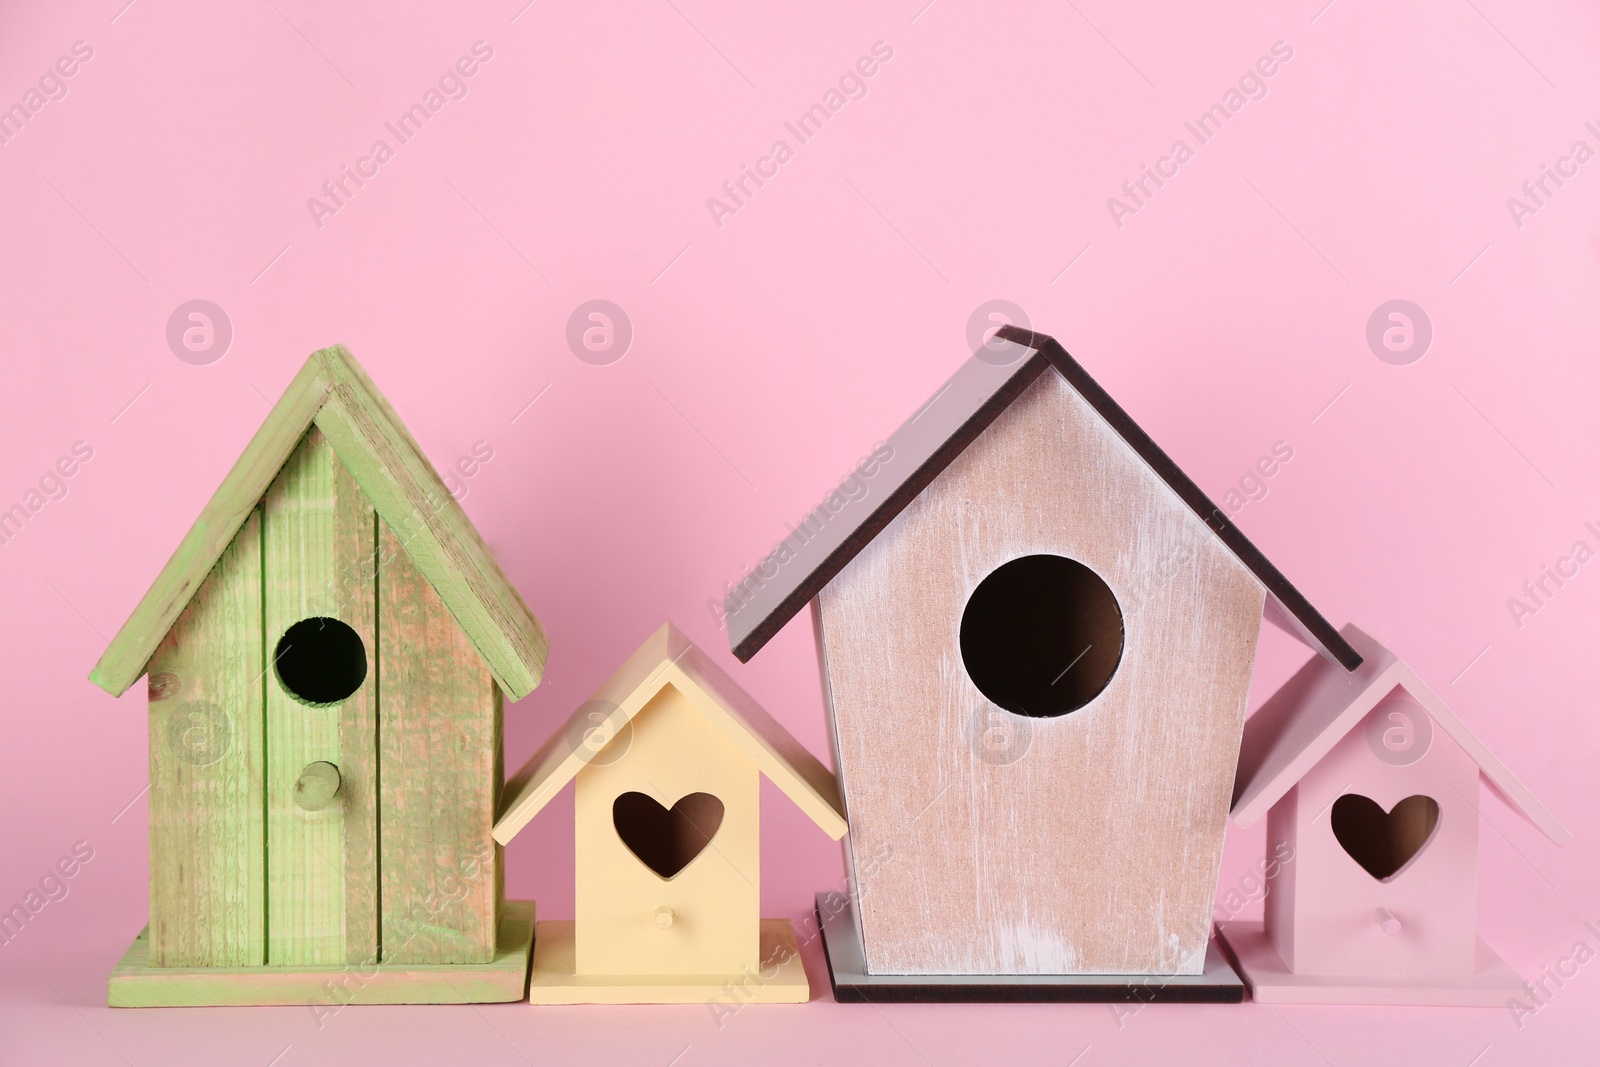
[959,554,1124,718]
[274,617,367,706]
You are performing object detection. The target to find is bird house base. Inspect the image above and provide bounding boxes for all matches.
[108,901,535,1007]
[1216,921,1526,1005]
[817,893,1244,1003]
[524,918,812,1004]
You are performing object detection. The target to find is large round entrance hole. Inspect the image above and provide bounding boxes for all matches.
[274,617,367,706]
[959,554,1124,718]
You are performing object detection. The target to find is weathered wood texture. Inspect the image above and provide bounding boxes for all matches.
[727,330,1360,673]
[109,901,535,1007]
[817,370,1266,976]
[99,346,545,990]
[377,518,502,965]
[262,429,378,966]
[92,344,547,700]
[312,358,547,698]
[574,683,760,977]
[818,892,1245,1003]
[333,447,381,965]
[93,356,338,696]
[145,508,265,968]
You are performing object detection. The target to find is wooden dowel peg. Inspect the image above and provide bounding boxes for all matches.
[294,761,342,812]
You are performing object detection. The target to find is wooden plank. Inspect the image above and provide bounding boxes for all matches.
[263,428,377,966]
[108,901,534,1007]
[526,919,809,1004]
[312,354,547,699]
[91,356,338,696]
[819,893,1244,1003]
[334,454,379,965]
[817,370,1266,976]
[376,518,501,964]
[145,508,265,967]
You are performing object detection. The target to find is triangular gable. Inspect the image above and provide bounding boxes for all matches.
[493,622,847,845]
[723,326,1362,673]
[89,346,548,700]
[1231,623,1569,844]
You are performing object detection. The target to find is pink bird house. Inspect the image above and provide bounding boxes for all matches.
[1218,623,1569,1004]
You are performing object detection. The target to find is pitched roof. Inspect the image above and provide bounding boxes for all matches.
[493,621,848,845]
[723,326,1362,671]
[89,346,549,700]
[1231,623,1569,844]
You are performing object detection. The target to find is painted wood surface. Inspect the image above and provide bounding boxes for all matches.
[525,919,809,1004]
[1269,694,1481,978]
[262,429,377,966]
[495,622,846,845]
[493,623,845,991]
[144,508,265,968]
[1236,627,1572,995]
[1231,624,1570,843]
[96,344,546,991]
[332,447,381,966]
[377,518,502,965]
[818,893,1245,1003]
[726,329,1359,672]
[92,355,337,696]
[109,901,534,1007]
[574,682,760,977]
[92,344,547,701]
[312,357,546,698]
[817,369,1266,976]
[1218,921,1528,1006]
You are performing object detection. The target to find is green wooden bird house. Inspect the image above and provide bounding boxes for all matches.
[92,347,547,1007]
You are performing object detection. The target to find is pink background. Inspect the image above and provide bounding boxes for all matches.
[2,0,1596,1063]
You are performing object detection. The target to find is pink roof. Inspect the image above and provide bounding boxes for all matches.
[1231,623,1569,844]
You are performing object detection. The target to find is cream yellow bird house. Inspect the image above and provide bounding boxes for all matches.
[493,622,847,1003]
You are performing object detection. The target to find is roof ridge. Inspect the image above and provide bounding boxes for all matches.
[89,345,547,699]
[723,327,1360,671]
[494,622,846,845]
[1230,623,1568,844]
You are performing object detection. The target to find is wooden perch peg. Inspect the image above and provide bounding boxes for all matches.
[294,761,342,812]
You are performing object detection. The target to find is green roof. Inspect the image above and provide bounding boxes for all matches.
[90,345,548,700]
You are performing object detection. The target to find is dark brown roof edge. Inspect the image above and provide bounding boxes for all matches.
[729,352,1052,661]
[728,327,1361,673]
[1004,326,1361,671]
